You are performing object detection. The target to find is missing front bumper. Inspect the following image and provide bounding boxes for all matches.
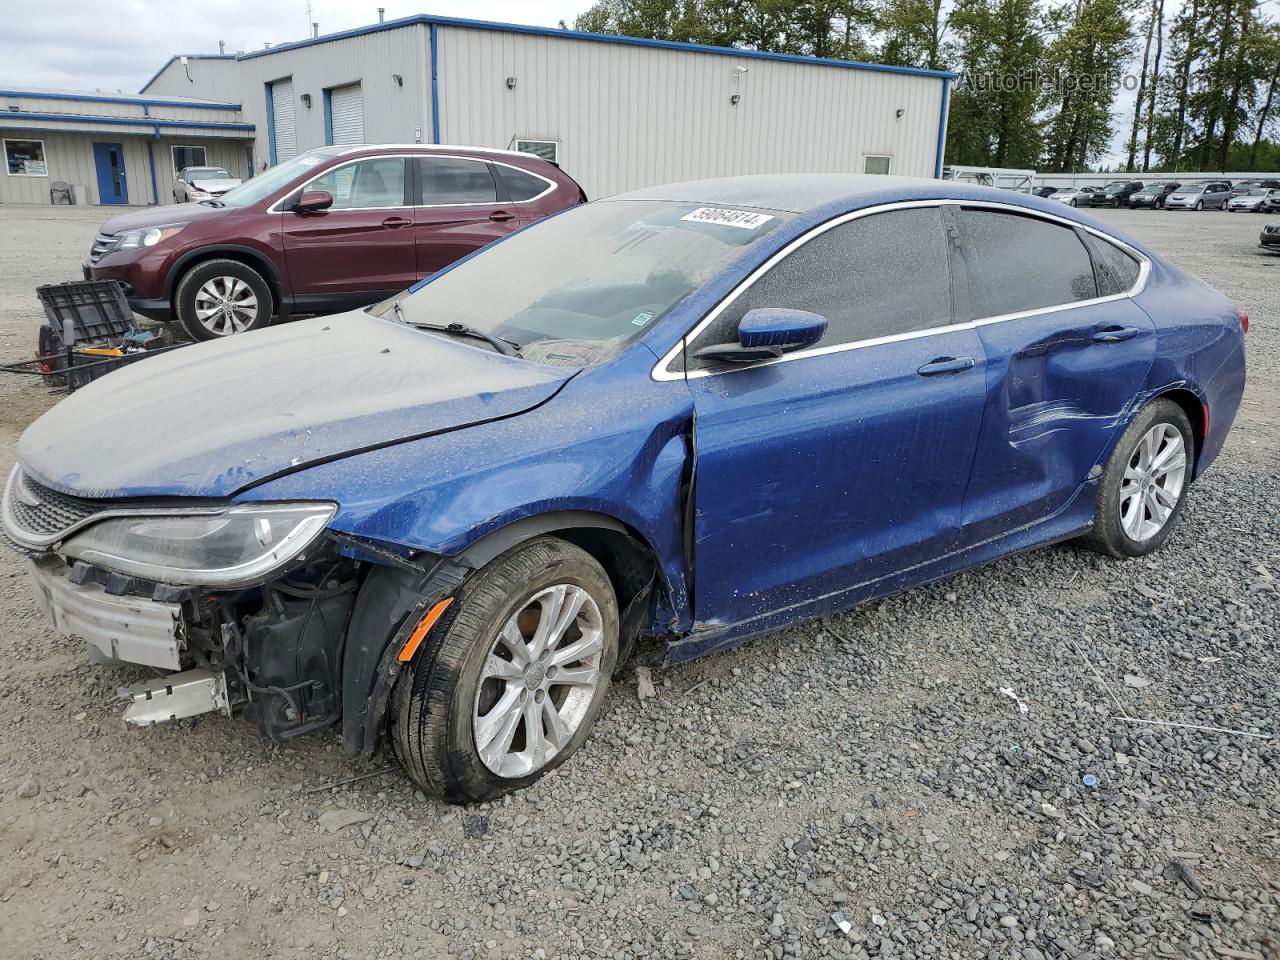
[27,558,183,670]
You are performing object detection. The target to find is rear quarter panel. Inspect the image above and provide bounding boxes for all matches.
[1131,256,1246,475]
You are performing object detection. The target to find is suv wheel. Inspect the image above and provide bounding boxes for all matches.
[1194,200,1204,211]
[174,259,273,341]
[390,536,619,803]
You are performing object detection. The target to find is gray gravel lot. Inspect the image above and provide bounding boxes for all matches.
[0,203,1276,960]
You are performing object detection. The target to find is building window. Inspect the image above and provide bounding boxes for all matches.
[4,139,47,176]
[863,155,892,175]
[514,139,558,164]
[171,145,207,178]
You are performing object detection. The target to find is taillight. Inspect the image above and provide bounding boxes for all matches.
[1240,308,1249,334]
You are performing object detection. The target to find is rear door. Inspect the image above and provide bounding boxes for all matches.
[952,207,1156,545]
[413,156,520,277]
[281,156,417,298]
[686,206,988,628]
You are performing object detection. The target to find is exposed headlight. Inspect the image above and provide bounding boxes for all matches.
[62,502,336,587]
[188,189,211,198]
[113,223,189,251]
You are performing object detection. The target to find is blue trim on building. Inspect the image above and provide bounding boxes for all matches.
[0,111,254,132]
[139,54,237,94]
[429,23,441,145]
[264,82,278,165]
[2,87,241,111]
[322,88,334,145]
[231,13,957,80]
[934,77,950,179]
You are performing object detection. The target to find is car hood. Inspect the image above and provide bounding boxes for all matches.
[18,313,577,499]
[190,178,242,192]
[99,201,233,233]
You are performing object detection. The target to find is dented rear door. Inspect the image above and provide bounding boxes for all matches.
[952,207,1157,545]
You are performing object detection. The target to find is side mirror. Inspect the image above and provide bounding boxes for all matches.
[694,308,827,364]
[293,190,334,214]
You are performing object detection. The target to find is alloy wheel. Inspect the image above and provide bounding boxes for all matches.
[1119,424,1187,542]
[473,584,605,778]
[193,276,259,336]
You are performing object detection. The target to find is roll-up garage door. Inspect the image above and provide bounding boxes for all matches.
[270,79,297,163]
[328,83,364,146]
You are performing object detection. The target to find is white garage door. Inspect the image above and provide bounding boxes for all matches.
[270,79,297,163]
[328,83,364,146]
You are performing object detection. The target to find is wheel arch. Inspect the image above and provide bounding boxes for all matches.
[340,510,663,758]
[1151,387,1207,478]
[165,245,286,313]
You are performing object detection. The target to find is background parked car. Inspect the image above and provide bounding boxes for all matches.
[1227,187,1270,212]
[88,145,586,341]
[1129,182,1181,209]
[172,166,242,203]
[1032,186,1059,198]
[1260,189,1280,214]
[1229,179,1280,198]
[1262,223,1280,250]
[1049,186,1099,207]
[1165,181,1233,210]
[1086,180,1145,208]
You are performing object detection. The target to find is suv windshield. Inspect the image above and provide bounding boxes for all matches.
[384,199,792,364]
[217,153,333,208]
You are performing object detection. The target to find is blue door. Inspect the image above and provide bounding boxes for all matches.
[685,206,987,631]
[92,142,129,205]
[951,207,1157,544]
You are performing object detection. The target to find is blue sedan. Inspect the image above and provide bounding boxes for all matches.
[4,175,1247,802]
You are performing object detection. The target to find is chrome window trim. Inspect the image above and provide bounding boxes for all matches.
[651,197,1151,383]
[267,153,555,213]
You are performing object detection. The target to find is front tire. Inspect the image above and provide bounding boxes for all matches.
[390,537,619,803]
[174,259,273,341]
[1082,399,1193,559]
[1195,200,1204,211]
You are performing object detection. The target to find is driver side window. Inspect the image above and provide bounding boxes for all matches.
[308,157,408,210]
[688,207,954,368]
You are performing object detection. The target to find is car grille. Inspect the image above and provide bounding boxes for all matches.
[3,468,114,544]
[89,232,118,263]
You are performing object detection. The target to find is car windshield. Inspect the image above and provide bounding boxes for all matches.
[1183,185,1207,193]
[383,199,792,365]
[217,154,332,208]
[1239,188,1266,196]
[188,168,231,179]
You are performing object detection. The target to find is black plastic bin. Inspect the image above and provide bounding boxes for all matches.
[36,280,134,346]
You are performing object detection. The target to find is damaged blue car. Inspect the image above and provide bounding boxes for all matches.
[4,175,1247,802]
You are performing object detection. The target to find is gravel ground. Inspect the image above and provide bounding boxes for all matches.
[0,204,1276,960]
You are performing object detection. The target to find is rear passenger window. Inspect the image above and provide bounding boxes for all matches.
[499,166,553,202]
[691,207,953,362]
[1090,236,1142,295]
[418,157,497,205]
[956,210,1097,319]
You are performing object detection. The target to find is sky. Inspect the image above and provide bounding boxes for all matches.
[0,1,588,93]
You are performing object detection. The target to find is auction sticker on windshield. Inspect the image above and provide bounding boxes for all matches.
[680,207,775,229]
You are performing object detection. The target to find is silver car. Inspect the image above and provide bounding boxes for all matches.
[1227,187,1269,213]
[1164,181,1232,210]
[1047,186,1098,207]
[173,166,243,203]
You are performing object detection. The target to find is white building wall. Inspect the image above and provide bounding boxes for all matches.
[143,57,244,104]
[217,26,431,172]
[436,26,945,197]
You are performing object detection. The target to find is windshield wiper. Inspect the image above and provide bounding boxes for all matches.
[391,302,521,357]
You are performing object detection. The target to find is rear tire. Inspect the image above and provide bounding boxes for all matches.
[390,537,619,804]
[1082,399,1194,559]
[174,259,273,341]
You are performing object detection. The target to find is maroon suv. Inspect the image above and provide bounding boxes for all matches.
[86,145,586,340]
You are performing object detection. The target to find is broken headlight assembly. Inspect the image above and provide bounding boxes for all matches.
[61,502,336,587]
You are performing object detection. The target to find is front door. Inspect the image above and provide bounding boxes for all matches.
[92,142,128,205]
[951,207,1157,545]
[687,206,987,629]
[413,156,520,277]
[282,156,417,301]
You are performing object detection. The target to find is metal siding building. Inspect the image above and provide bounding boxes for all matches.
[0,89,254,205]
[139,15,953,198]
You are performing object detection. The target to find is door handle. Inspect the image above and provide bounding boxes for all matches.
[381,216,412,228]
[1092,325,1141,343]
[917,356,976,377]
[489,210,515,222]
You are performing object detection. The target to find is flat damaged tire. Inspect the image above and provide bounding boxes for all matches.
[1083,398,1193,559]
[389,536,619,803]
